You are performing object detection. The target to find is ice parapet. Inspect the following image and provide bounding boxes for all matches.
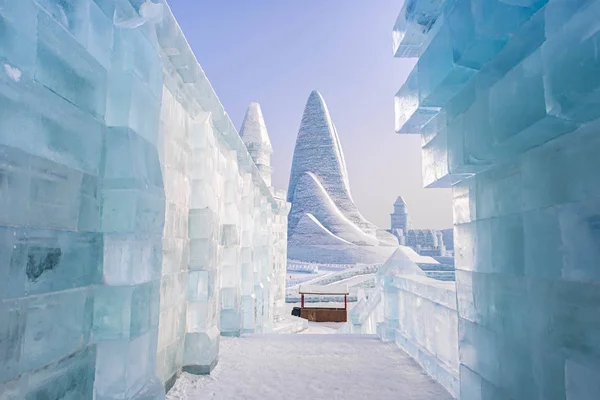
[287,91,398,265]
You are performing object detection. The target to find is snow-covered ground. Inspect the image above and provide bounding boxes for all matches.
[166,334,452,400]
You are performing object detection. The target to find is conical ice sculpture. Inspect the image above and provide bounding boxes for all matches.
[287,91,398,264]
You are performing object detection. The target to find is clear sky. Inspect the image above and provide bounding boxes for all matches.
[167,0,453,230]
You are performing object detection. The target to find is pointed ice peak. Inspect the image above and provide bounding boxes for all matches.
[394,196,407,205]
[240,102,273,152]
[288,90,350,198]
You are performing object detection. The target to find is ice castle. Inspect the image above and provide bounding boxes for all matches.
[0,0,289,398]
[388,195,453,257]
[286,90,399,265]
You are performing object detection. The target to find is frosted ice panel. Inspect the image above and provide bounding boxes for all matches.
[0,0,37,77]
[0,148,31,227]
[105,72,161,144]
[565,358,600,400]
[86,0,114,68]
[220,309,242,335]
[188,270,213,302]
[130,281,160,339]
[541,1,600,123]
[183,327,219,367]
[466,51,578,163]
[25,347,96,400]
[22,289,93,373]
[221,224,239,246]
[220,287,239,311]
[35,11,107,118]
[94,330,159,400]
[417,22,478,107]
[28,159,85,230]
[101,190,139,232]
[2,228,102,298]
[103,234,162,285]
[394,67,440,133]
[93,285,134,341]
[186,301,215,333]
[447,0,543,70]
[0,300,26,383]
[36,0,90,43]
[93,282,159,341]
[392,0,446,57]
[189,238,217,270]
[111,27,163,97]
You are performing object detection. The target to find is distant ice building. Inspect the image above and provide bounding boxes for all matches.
[286,91,398,264]
[387,196,453,257]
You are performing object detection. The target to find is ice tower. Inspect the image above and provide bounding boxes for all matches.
[391,0,600,398]
[286,91,398,264]
[240,102,273,187]
[391,196,410,234]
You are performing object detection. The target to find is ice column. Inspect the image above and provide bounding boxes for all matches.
[184,113,220,374]
[95,0,165,397]
[155,86,191,388]
[240,173,257,333]
[219,151,243,336]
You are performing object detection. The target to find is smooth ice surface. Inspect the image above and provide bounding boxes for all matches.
[166,335,453,400]
[287,91,398,264]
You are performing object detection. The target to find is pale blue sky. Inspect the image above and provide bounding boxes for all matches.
[167,0,453,229]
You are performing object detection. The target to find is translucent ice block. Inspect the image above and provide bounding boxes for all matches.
[220,309,242,336]
[93,281,160,342]
[541,0,600,123]
[183,326,220,373]
[0,0,37,78]
[94,330,162,399]
[188,209,218,240]
[394,67,441,133]
[187,270,213,302]
[392,0,447,58]
[22,289,94,373]
[35,10,107,118]
[0,299,27,383]
[24,347,96,400]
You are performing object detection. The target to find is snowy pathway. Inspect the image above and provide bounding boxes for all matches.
[166,335,453,400]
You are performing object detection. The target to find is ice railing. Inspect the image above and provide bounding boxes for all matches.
[287,260,379,272]
[338,288,384,334]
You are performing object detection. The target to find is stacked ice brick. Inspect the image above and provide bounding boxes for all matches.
[0,0,164,398]
[394,0,600,398]
[156,3,289,383]
[0,0,289,398]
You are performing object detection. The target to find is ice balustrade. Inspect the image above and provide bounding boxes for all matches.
[0,0,288,398]
[394,0,600,398]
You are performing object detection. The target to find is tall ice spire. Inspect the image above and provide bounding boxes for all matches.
[286,91,398,264]
[240,102,273,186]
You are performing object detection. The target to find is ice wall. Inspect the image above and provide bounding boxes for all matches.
[382,275,459,397]
[0,0,288,398]
[393,0,600,398]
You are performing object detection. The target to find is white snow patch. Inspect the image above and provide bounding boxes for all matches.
[166,335,452,400]
[3,64,21,82]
